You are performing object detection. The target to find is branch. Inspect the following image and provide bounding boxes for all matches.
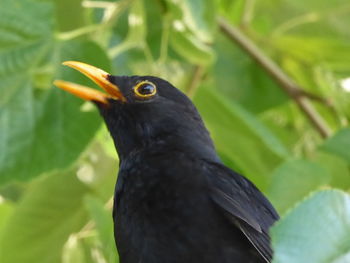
[297,90,334,108]
[217,17,332,138]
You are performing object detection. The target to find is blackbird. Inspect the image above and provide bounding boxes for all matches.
[54,61,279,263]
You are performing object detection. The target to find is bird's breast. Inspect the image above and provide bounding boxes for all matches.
[112,152,258,263]
[113,153,211,262]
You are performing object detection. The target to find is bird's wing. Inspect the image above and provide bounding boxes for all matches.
[207,162,279,262]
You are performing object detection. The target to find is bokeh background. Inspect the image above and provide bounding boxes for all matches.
[1,0,350,262]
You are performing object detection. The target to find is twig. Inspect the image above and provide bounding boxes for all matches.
[158,14,170,63]
[77,196,114,238]
[185,66,205,98]
[56,0,132,41]
[272,12,319,36]
[297,90,333,108]
[217,17,332,138]
[82,1,115,9]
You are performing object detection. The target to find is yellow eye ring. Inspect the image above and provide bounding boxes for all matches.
[133,81,157,98]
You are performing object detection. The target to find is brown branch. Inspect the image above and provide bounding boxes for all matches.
[218,17,332,138]
[296,90,334,108]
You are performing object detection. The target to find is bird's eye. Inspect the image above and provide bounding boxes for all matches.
[133,81,157,99]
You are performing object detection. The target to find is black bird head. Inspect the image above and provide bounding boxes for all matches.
[54,61,218,162]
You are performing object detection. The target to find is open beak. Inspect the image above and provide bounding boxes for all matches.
[54,61,126,104]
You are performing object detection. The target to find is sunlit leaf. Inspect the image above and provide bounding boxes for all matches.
[0,171,90,263]
[272,190,350,263]
[0,201,13,235]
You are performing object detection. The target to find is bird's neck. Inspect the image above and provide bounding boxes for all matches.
[125,137,220,164]
[100,104,220,163]
[108,124,220,163]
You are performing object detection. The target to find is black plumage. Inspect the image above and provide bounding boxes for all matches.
[97,75,279,263]
[55,63,279,263]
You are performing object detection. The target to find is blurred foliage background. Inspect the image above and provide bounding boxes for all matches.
[0,0,350,262]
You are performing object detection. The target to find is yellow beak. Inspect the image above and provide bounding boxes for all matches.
[54,61,126,104]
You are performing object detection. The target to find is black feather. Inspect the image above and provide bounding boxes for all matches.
[208,162,279,262]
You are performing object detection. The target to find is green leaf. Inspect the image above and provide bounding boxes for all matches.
[166,0,215,65]
[253,0,350,39]
[0,171,90,263]
[126,0,146,43]
[52,0,87,32]
[272,190,350,263]
[109,0,146,57]
[166,0,215,43]
[194,85,289,189]
[320,128,350,164]
[213,34,288,113]
[286,0,349,12]
[267,159,330,214]
[0,0,53,74]
[0,201,13,235]
[218,0,245,24]
[0,40,109,184]
[0,0,110,184]
[169,25,214,65]
[313,152,350,190]
[273,36,350,70]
